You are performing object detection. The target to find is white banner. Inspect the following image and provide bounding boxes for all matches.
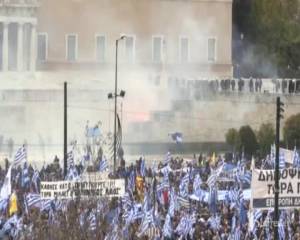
[251,168,300,209]
[41,179,125,199]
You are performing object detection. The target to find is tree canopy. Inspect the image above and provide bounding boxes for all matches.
[233,0,300,78]
[283,113,300,148]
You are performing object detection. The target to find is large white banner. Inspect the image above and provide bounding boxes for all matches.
[41,179,125,199]
[252,168,300,209]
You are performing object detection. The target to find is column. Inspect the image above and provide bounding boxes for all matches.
[17,22,24,71]
[30,23,36,72]
[2,22,9,71]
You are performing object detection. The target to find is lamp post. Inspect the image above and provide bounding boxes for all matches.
[109,36,126,174]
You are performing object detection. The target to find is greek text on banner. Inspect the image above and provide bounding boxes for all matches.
[40,179,125,199]
[251,168,300,209]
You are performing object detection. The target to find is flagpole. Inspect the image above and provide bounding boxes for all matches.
[64,82,67,178]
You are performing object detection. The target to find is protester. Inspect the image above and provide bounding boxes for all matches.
[0,145,299,239]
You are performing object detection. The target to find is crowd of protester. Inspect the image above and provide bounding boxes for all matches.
[0,146,299,239]
[176,78,300,96]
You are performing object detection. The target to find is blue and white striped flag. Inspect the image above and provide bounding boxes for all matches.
[278,211,285,240]
[88,211,97,232]
[99,156,108,172]
[41,199,53,211]
[233,226,241,240]
[137,209,155,237]
[254,209,262,223]
[67,151,74,168]
[193,174,203,198]
[26,193,41,208]
[31,170,40,193]
[179,174,189,197]
[170,132,183,143]
[208,215,221,230]
[164,152,171,165]
[140,157,146,177]
[162,214,173,238]
[208,186,218,214]
[168,188,177,217]
[14,145,27,166]
[65,165,79,181]
[127,170,135,192]
[279,151,285,169]
[293,147,300,168]
[22,162,30,188]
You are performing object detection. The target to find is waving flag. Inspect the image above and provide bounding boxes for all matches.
[179,174,189,197]
[31,170,40,193]
[164,152,172,165]
[293,147,300,168]
[99,156,108,172]
[140,157,146,177]
[279,151,285,169]
[14,145,27,166]
[170,132,183,143]
[26,193,41,208]
[137,209,155,237]
[0,165,12,200]
[162,214,173,238]
[22,162,30,188]
[67,151,74,169]
[208,215,221,230]
[208,187,217,214]
[88,211,97,232]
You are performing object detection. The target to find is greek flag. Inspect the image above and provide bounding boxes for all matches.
[31,170,40,193]
[168,189,176,217]
[41,199,52,211]
[22,162,30,188]
[170,132,183,143]
[164,152,172,165]
[127,170,135,192]
[177,196,190,209]
[179,174,189,197]
[88,211,97,231]
[162,214,173,238]
[278,212,285,240]
[26,193,41,208]
[175,214,195,238]
[140,157,146,177]
[65,165,79,181]
[233,227,241,240]
[208,187,218,214]
[193,174,203,197]
[142,190,150,213]
[99,156,108,172]
[0,198,8,212]
[293,147,300,168]
[137,209,155,237]
[254,209,262,223]
[132,204,143,220]
[279,151,285,169]
[208,215,221,230]
[67,151,74,168]
[242,171,252,184]
[2,214,21,237]
[14,145,27,166]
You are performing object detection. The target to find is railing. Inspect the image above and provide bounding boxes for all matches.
[0,0,40,6]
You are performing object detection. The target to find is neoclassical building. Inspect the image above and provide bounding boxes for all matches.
[0,0,233,163]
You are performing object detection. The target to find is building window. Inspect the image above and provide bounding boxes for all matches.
[124,35,135,63]
[66,34,78,61]
[208,38,216,62]
[152,36,163,63]
[95,35,105,62]
[37,33,48,61]
[179,36,189,63]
